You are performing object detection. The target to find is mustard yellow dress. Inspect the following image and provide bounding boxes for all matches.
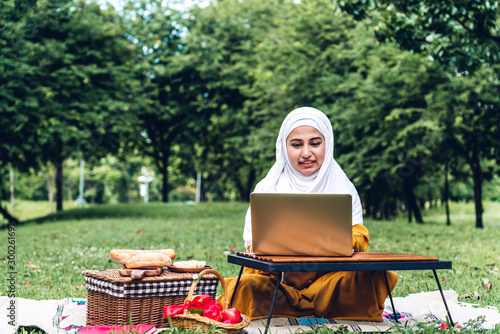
[218,224,398,321]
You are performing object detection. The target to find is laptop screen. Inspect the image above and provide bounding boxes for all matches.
[250,193,353,257]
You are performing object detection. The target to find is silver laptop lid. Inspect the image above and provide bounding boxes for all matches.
[251,193,353,257]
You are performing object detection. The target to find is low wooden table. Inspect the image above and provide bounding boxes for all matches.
[228,252,453,334]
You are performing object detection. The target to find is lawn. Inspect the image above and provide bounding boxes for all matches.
[6,199,79,222]
[1,200,500,333]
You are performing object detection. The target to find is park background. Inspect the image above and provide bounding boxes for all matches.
[1,0,500,332]
[1,0,500,227]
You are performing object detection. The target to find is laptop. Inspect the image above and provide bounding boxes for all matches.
[250,193,353,257]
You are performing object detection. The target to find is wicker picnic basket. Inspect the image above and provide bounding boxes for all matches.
[84,269,219,328]
[168,268,251,333]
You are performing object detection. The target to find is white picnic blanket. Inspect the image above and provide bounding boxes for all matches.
[1,290,499,333]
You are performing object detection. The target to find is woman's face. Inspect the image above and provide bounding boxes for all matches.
[286,126,325,176]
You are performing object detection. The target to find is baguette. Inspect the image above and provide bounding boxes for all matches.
[125,252,172,269]
[110,249,176,264]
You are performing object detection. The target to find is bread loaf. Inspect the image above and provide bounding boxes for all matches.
[125,252,173,269]
[110,249,176,264]
[172,260,206,269]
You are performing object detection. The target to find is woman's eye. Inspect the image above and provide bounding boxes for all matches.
[311,142,321,146]
[291,143,302,148]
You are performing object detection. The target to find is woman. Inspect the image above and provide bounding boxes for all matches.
[221,107,398,321]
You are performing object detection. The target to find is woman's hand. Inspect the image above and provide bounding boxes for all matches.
[352,224,370,252]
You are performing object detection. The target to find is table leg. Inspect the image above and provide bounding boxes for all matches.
[432,269,455,327]
[383,270,399,323]
[264,272,283,334]
[230,266,245,307]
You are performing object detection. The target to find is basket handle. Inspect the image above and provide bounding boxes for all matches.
[185,269,229,312]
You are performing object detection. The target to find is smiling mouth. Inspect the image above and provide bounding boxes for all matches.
[299,161,315,167]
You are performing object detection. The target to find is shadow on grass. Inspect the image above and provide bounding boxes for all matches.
[1,201,249,230]
[1,202,198,229]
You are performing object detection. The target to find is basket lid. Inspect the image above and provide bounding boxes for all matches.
[84,269,219,299]
[84,269,216,283]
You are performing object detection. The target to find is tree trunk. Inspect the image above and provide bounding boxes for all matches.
[156,146,170,203]
[200,182,206,202]
[404,179,423,224]
[469,150,484,228]
[244,168,256,202]
[55,160,64,212]
[408,200,412,223]
[47,168,55,215]
[419,199,426,210]
[10,168,15,211]
[159,159,169,203]
[161,165,169,202]
[444,163,451,226]
[383,202,391,220]
[413,198,424,224]
[235,168,257,202]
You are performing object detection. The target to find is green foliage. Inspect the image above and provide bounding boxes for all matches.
[175,0,284,201]
[169,185,196,202]
[0,0,139,215]
[426,64,500,227]
[333,41,447,221]
[9,156,147,203]
[336,0,500,73]
[7,0,134,162]
[334,0,500,226]
[120,0,204,202]
[0,0,43,173]
[449,182,474,203]
[16,327,46,334]
[484,176,500,202]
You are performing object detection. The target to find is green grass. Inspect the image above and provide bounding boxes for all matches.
[4,199,79,222]
[1,200,500,333]
[2,202,249,300]
[368,201,500,308]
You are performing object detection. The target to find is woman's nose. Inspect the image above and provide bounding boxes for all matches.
[302,146,311,157]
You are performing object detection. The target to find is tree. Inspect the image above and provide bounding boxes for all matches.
[0,0,43,224]
[336,0,500,73]
[338,0,500,227]
[334,44,447,223]
[240,0,371,187]
[180,0,287,201]
[239,0,448,221]
[427,65,500,228]
[1,0,136,213]
[121,0,207,202]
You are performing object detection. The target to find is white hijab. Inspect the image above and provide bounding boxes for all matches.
[243,107,363,249]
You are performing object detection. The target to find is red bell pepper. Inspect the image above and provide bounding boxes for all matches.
[163,294,213,318]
